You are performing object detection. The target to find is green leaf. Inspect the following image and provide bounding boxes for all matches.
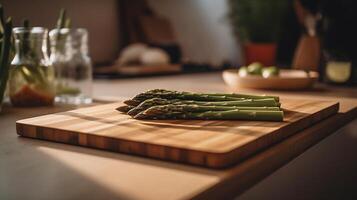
[227,0,290,43]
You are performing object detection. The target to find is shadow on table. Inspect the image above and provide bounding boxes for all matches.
[1,104,133,200]
[2,140,132,200]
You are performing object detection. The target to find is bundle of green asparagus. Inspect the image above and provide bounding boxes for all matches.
[117,89,283,121]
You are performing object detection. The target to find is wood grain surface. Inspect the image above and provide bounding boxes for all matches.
[16,99,339,168]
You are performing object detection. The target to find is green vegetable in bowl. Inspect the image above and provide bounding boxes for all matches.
[247,62,263,75]
[238,66,248,77]
[262,66,280,78]
[238,62,280,78]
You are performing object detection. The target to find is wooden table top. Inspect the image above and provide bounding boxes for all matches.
[1,72,357,200]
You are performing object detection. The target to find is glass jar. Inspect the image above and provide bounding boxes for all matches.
[322,50,355,85]
[49,28,92,104]
[9,27,55,107]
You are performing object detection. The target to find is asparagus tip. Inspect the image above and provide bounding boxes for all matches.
[6,17,12,24]
[124,99,140,106]
[57,8,67,29]
[127,109,138,116]
[116,105,131,113]
[59,8,66,18]
[64,18,71,28]
[133,112,147,120]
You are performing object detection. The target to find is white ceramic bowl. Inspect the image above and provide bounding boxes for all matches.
[222,69,319,90]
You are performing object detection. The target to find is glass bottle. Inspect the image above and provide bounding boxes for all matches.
[320,8,357,86]
[49,28,92,104]
[322,50,355,85]
[9,27,55,107]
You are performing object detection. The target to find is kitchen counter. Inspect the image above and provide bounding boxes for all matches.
[1,73,357,200]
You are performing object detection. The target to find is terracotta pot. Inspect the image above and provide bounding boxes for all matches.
[244,43,277,66]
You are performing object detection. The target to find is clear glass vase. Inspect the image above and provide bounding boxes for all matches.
[49,28,92,105]
[9,27,55,107]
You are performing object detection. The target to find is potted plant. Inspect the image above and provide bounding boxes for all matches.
[228,0,288,66]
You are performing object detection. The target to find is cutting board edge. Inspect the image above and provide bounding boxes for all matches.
[15,101,339,169]
[15,122,234,168]
[207,101,340,168]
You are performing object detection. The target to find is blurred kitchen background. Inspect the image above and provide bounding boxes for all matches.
[3,0,240,76]
[1,0,357,81]
[2,0,357,77]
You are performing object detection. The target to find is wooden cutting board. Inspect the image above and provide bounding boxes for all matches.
[16,99,339,168]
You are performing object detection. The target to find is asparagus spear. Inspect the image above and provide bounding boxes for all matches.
[138,104,279,116]
[64,18,71,28]
[0,17,12,104]
[22,19,30,56]
[128,104,280,116]
[126,90,245,106]
[202,92,279,102]
[145,89,279,101]
[54,8,68,53]
[56,8,67,31]
[17,20,47,86]
[126,89,279,106]
[135,107,284,121]
[135,104,280,116]
[0,5,4,36]
[125,97,280,116]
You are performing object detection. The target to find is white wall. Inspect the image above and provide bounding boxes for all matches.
[3,0,240,66]
[148,0,241,66]
[2,0,120,64]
